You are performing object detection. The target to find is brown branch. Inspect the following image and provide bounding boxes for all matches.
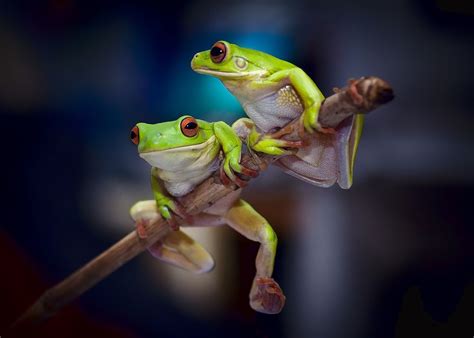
[10,76,393,332]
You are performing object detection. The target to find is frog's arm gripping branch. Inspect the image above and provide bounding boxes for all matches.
[10,77,393,333]
[149,168,190,230]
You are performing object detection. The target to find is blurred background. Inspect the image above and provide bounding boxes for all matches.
[1,0,473,337]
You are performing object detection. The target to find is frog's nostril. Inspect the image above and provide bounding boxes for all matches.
[194,53,199,58]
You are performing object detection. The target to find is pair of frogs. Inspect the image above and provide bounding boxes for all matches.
[129,41,364,314]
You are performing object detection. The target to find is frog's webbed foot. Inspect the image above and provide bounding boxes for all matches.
[252,135,304,156]
[298,114,336,139]
[131,200,160,238]
[135,217,153,239]
[164,200,192,231]
[347,78,364,105]
[250,277,286,314]
[267,122,295,139]
[219,148,259,188]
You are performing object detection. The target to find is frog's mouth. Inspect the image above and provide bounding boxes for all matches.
[192,67,267,78]
[139,136,217,169]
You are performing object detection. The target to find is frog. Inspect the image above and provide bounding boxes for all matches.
[191,41,364,189]
[129,115,286,314]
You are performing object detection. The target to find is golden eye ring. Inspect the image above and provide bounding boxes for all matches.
[180,116,199,137]
[210,41,227,63]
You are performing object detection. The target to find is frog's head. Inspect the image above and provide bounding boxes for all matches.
[191,40,275,80]
[131,116,218,170]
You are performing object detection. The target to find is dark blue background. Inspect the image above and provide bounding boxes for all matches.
[1,1,473,337]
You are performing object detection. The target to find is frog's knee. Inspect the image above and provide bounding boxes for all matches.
[232,118,254,139]
[130,200,158,221]
[194,255,215,274]
[260,223,278,250]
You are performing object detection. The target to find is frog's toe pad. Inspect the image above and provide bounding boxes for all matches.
[135,218,150,239]
[250,277,286,314]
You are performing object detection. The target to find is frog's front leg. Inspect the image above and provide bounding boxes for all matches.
[151,168,191,230]
[223,199,286,314]
[232,118,303,157]
[252,68,332,135]
[214,121,259,187]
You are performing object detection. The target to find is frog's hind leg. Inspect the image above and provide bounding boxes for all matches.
[130,200,219,273]
[224,199,286,314]
[148,230,215,274]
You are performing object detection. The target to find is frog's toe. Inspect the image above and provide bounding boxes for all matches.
[258,138,303,156]
[136,218,149,239]
[167,214,180,231]
[316,125,336,135]
[220,163,250,188]
[233,175,249,188]
[240,165,259,178]
[219,165,232,186]
[303,119,315,134]
[169,201,192,225]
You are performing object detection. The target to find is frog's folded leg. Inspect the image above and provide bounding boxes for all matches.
[130,200,217,273]
[275,114,364,189]
[147,230,214,274]
[217,198,286,315]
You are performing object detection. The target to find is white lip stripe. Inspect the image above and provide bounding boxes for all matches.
[139,135,217,157]
[193,68,267,78]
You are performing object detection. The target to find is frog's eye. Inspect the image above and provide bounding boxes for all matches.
[180,116,199,137]
[130,125,139,145]
[210,41,227,63]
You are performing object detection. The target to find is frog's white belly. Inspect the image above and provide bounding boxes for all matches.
[225,79,363,189]
[226,82,303,133]
[159,159,219,197]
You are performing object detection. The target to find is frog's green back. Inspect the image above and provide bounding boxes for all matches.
[231,43,297,74]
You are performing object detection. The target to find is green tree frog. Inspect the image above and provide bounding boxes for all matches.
[129,115,285,314]
[191,41,364,188]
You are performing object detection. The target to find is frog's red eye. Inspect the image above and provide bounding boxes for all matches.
[210,41,227,63]
[130,125,139,145]
[180,116,199,137]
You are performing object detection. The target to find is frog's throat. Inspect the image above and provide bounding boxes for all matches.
[193,67,268,78]
[139,135,217,157]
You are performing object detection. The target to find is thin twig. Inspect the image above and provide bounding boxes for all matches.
[11,76,394,331]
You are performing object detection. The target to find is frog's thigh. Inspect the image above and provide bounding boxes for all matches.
[131,201,221,273]
[224,199,277,278]
[149,229,215,274]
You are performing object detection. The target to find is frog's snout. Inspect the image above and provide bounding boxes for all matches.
[191,53,201,69]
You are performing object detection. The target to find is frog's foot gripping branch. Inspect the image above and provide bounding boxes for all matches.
[219,160,259,188]
[250,277,286,315]
[233,118,305,157]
